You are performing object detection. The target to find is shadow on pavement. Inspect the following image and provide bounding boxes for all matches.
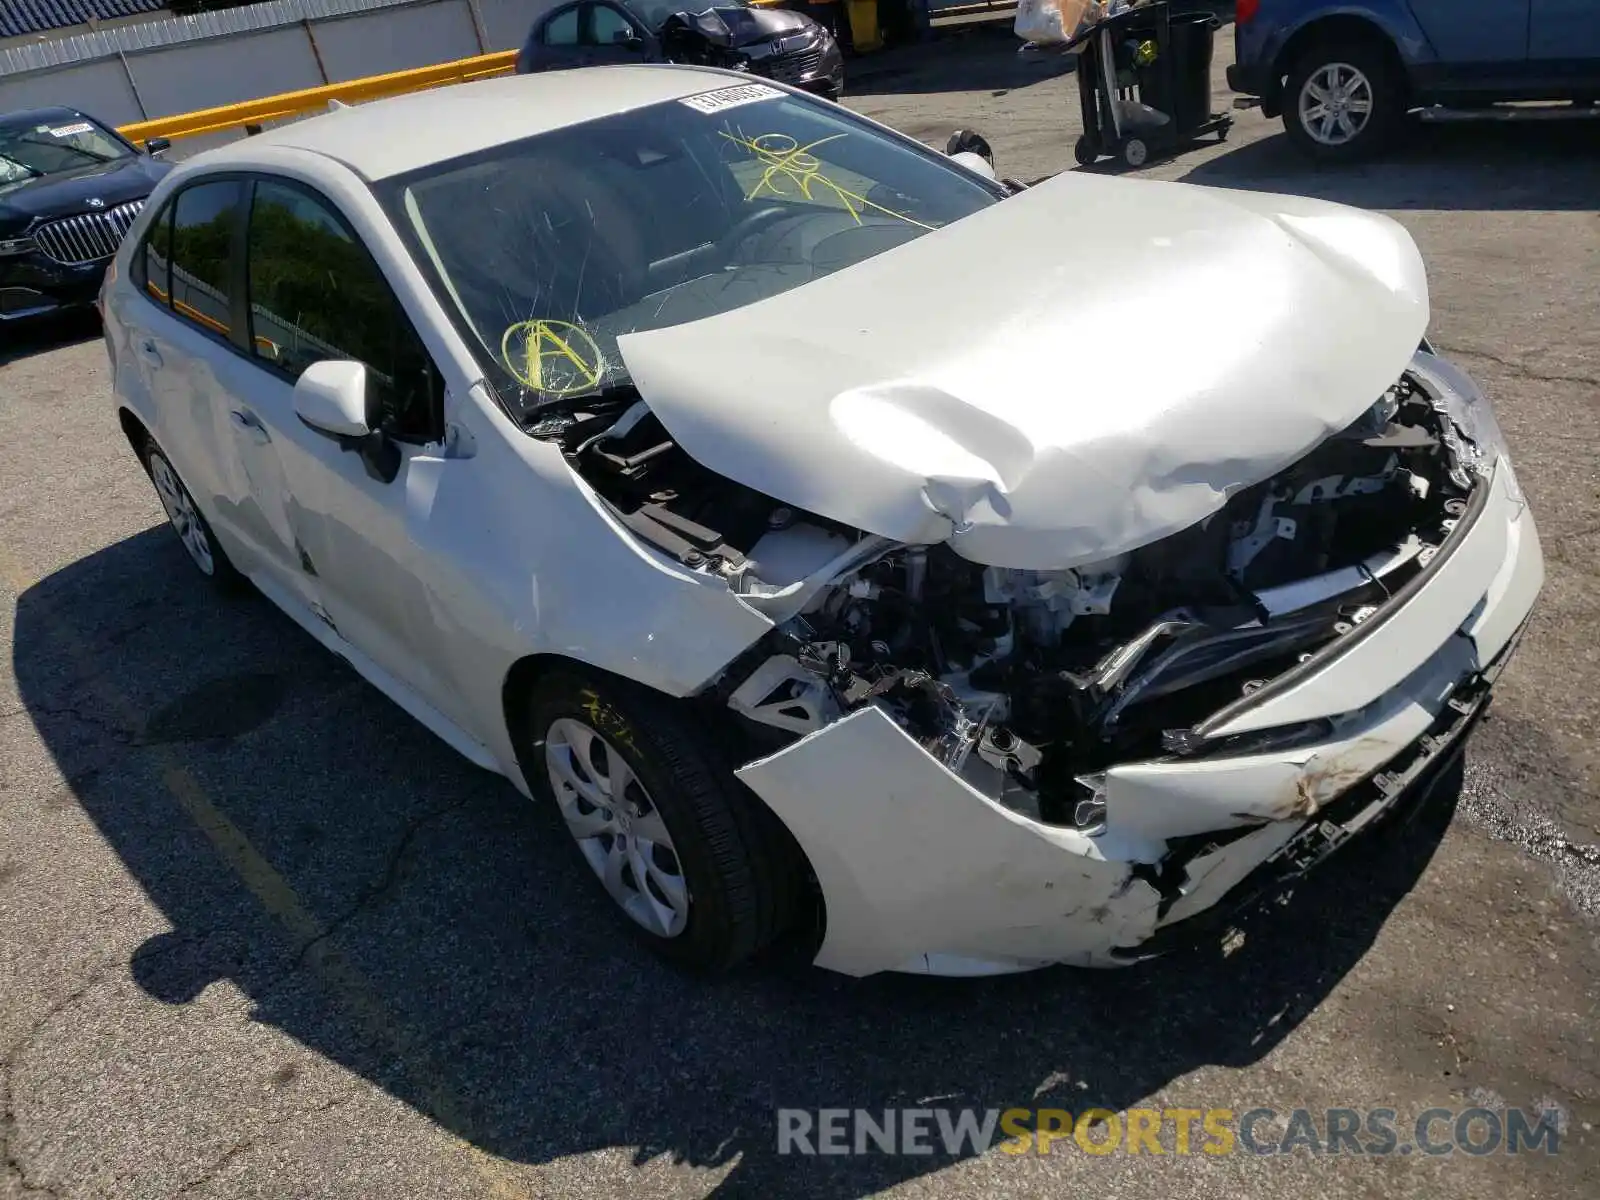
[1179,116,1600,211]
[0,309,101,368]
[846,27,1074,97]
[15,524,1463,1198]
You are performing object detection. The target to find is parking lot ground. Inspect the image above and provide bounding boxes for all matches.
[3,27,1599,1200]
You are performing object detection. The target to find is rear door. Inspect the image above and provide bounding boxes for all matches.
[1406,0,1531,84]
[126,176,300,587]
[526,3,588,70]
[1529,1,1600,80]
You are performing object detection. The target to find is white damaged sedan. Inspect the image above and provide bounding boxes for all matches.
[103,66,1542,976]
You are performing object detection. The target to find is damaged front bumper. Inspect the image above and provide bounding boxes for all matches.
[734,449,1542,977]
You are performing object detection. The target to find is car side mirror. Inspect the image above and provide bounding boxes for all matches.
[947,150,997,181]
[293,359,401,483]
[624,33,645,51]
[145,136,171,157]
[945,129,996,179]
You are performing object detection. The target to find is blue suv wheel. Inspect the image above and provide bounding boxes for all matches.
[1282,37,1406,160]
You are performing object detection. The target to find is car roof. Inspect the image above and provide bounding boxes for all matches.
[198,65,752,182]
[0,106,88,131]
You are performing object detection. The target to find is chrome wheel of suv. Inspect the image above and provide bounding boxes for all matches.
[1298,62,1374,146]
[1283,40,1405,162]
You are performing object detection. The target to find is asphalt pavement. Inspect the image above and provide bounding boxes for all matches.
[2,26,1598,1200]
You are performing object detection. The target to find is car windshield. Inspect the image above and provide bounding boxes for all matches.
[384,85,1000,419]
[0,116,129,191]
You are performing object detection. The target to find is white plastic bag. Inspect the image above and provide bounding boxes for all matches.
[1014,0,1068,46]
[1019,0,1126,48]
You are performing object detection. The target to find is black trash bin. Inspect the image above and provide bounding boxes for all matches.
[1134,11,1218,132]
[1068,2,1231,168]
[1166,11,1220,132]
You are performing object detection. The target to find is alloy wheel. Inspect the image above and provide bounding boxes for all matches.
[545,716,691,938]
[149,453,216,576]
[1298,62,1374,146]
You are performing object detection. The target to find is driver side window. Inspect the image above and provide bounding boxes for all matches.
[542,6,580,45]
[244,178,440,443]
[588,3,639,45]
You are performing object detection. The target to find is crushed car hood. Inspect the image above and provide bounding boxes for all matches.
[616,172,1430,570]
[659,6,814,48]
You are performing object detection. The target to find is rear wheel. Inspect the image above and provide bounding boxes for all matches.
[141,438,245,591]
[525,667,804,971]
[1283,39,1405,162]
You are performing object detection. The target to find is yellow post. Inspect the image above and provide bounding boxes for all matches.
[848,0,883,52]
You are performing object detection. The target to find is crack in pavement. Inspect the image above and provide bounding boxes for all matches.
[8,700,140,746]
[1461,761,1600,919]
[1437,343,1600,391]
[1,1069,60,1200]
[286,799,470,976]
[171,1091,360,1197]
[1,967,119,1200]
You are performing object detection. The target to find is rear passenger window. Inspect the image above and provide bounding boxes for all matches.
[168,180,241,338]
[137,201,172,305]
[245,179,439,442]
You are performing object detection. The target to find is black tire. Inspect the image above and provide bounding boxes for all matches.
[1074,135,1098,166]
[1282,38,1406,163]
[524,666,804,972]
[139,436,246,592]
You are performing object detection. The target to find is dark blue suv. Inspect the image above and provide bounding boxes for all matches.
[1227,0,1600,160]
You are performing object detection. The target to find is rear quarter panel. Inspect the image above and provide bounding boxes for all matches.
[103,174,177,448]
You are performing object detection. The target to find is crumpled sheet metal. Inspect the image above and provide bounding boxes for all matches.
[734,705,1164,975]
[660,5,811,52]
[620,174,1431,570]
[734,704,1348,975]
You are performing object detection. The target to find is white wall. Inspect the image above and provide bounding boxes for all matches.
[0,0,534,133]
[313,1,484,80]
[0,57,141,125]
[136,27,325,119]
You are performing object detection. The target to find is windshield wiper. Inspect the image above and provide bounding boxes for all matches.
[0,152,42,179]
[525,378,640,413]
[18,136,116,165]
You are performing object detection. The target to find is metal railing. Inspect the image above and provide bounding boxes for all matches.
[117,46,518,147]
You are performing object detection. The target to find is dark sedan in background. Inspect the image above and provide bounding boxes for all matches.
[0,107,171,326]
[516,0,844,99]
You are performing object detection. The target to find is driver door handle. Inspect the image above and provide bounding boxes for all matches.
[229,408,272,445]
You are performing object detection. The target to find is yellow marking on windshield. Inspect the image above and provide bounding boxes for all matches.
[500,318,605,396]
[720,129,936,231]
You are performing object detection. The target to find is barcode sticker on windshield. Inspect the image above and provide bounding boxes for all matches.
[678,83,782,114]
[47,122,94,138]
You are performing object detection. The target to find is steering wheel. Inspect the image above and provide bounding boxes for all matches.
[716,205,794,264]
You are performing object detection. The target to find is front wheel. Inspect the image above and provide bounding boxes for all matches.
[1283,40,1405,162]
[525,667,805,971]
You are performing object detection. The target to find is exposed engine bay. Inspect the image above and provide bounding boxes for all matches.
[537,368,1487,830]
[660,7,828,80]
